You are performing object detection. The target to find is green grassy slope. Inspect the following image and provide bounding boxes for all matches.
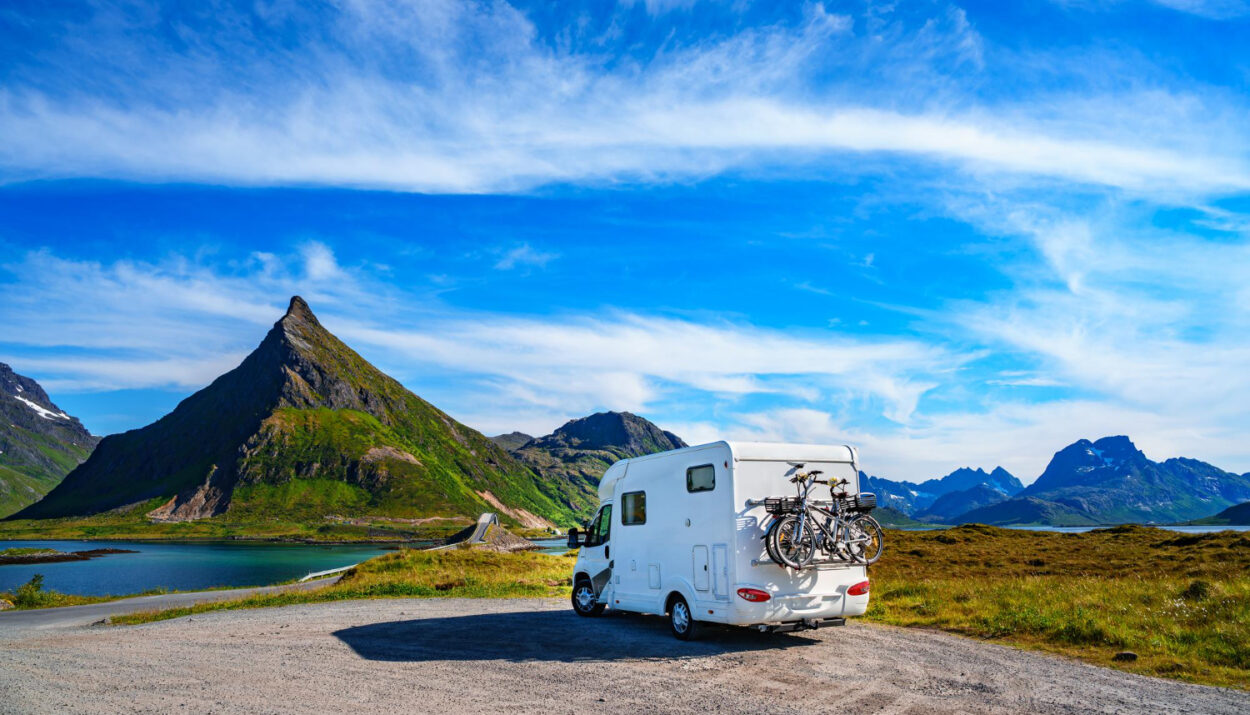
[11,297,580,528]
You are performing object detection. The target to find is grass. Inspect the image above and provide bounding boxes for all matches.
[0,547,59,557]
[865,524,1250,689]
[112,546,575,625]
[0,574,118,609]
[0,504,472,543]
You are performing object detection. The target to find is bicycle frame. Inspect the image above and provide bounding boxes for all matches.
[786,474,872,562]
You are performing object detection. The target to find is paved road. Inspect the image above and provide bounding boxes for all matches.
[430,512,498,551]
[1,598,1246,714]
[0,576,338,634]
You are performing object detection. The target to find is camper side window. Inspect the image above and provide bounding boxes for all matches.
[586,505,612,546]
[686,464,715,493]
[621,491,646,525]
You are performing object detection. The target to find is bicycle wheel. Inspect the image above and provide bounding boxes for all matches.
[763,517,783,565]
[769,514,816,569]
[846,514,884,564]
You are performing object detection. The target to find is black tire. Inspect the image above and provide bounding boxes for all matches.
[669,595,700,641]
[769,514,816,569]
[572,578,605,616]
[846,515,884,565]
[763,517,783,565]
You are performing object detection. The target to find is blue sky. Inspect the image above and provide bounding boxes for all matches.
[2,0,1249,482]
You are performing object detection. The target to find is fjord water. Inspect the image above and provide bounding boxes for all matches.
[0,540,411,596]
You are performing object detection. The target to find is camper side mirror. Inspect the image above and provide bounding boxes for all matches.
[567,528,585,548]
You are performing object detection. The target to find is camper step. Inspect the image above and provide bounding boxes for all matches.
[755,617,846,633]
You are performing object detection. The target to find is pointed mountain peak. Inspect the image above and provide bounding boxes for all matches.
[1091,435,1140,457]
[280,295,320,327]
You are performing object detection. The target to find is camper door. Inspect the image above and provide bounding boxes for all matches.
[582,503,614,598]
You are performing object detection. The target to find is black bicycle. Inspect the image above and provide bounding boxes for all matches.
[763,467,884,569]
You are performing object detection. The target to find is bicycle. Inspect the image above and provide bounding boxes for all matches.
[763,466,884,569]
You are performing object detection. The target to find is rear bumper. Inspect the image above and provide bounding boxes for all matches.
[752,617,846,633]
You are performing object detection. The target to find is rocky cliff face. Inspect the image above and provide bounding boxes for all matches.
[13,297,580,527]
[0,364,99,517]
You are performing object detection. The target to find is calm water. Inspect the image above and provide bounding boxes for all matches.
[0,540,413,597]
[530,537,571,554]
[892,524,1250,533]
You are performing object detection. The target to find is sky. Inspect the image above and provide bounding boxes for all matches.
[1,0,1249,484]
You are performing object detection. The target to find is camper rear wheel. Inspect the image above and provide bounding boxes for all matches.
[668,595,700,641]
[572,578,605,617]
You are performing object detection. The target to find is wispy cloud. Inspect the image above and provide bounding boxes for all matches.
[1,2,1246,198]
[494,244,559,270]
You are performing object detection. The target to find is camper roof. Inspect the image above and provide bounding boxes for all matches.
[597,440,858,500]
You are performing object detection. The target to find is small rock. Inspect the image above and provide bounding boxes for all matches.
[1112,651,1138,662]
[0,599,14,611]
[91,619,109,627]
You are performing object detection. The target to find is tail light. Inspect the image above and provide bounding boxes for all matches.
[736,587,771,602]
[847,580,870,596]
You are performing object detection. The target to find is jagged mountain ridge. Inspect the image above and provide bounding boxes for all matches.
[951,436,1250,525]
[504,411,686,518]
[13,297,581,527]
[861,465,1022,515]
[0,364,100,517]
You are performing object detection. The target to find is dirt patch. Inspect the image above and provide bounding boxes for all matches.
[476,490,555,530]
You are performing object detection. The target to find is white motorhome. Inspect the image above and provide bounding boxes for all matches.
[567,441,871,639]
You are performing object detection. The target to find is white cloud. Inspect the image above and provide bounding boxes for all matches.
[301,242,344,280]
[1151,0,1250,19]
[494,244,559,270]
[0,2,1246,198]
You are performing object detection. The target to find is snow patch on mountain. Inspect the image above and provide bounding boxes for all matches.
[14,395,69,420]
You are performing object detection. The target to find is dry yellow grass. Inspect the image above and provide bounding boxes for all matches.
[866,525,1250,688]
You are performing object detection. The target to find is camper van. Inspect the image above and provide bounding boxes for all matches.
[567,441,872,640]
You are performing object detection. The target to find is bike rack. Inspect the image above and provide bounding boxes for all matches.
[750,554,857,570]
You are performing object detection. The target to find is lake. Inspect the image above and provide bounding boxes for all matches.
[891,524,1250,533]
[0,540,418,597]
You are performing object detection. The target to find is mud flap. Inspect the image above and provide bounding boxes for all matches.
[591,563,613,596]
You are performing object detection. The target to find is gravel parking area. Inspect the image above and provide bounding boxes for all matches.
[1,598,1246,714]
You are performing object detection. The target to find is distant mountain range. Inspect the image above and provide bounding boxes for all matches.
[867,436,1250,526]
[12,297,587,528]
[960,436,1250,525]
[862,466,1024,520]
[0,364,99,517]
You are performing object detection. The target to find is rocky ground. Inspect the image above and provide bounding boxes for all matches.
[1,598,1246,714]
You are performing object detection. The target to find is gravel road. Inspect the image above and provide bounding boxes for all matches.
[0,576,339,632]
[1,598,1246,714]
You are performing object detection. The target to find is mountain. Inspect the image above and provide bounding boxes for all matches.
[953,436,1250,525]
[0,365,100,517]
[489,432,533,452]
[915,484,1010,523]
[916,467,1023,498]
[861,465,1022,515]
[506,411,685,518]
[952,496,1098,527]
[1197,500,1250,525]
[12,297,580,528]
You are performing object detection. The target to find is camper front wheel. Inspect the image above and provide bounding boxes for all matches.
[669,595,700,641]
[572,579,605,617]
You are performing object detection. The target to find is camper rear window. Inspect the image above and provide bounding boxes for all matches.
[621,491,646,525]
[686,464,715,492]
